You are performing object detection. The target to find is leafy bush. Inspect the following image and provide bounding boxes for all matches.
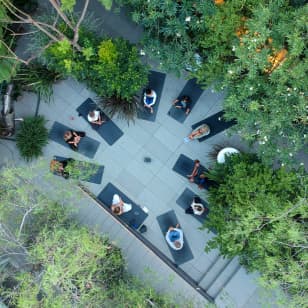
[16,116,48,161]
[13,63,63,103]
[33,20,148,121]
[204,154,308,307]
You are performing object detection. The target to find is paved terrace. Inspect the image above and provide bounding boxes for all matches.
[0,72,269,307]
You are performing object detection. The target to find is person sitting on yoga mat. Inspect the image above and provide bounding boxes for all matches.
[143,88,157,114]
[50,158,74,179]
[63,130,85,151]
[187,159,200,183]
[185,196,205,215]
[172,95,191,115]
[87,110,104,126]
[165,224,184,250]
[111,194,132,216]
[184,124,210,143]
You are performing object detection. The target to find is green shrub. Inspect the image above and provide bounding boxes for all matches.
[13,63,63,103]
[16,116,48,161]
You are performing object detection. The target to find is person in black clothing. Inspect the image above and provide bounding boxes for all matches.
[63,130,85,151]
[172,95,191,115]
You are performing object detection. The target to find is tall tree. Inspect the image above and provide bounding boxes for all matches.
[203,154,308,307]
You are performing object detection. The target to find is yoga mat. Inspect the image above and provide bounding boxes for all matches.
[191,111,237,142]
[49,121,100,159]
[167,78,203,123]
[172,154,215,189]
[137,70,166,122]
[157,210,194,265]
[76,98,124,146]
[176,188,209,223]
[97,183,148,229]
[53,156,104,184]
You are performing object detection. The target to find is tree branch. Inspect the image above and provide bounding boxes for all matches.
[72,0,90,46]
[48,0,74,30]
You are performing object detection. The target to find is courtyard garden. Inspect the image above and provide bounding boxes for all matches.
[0,0,307,307]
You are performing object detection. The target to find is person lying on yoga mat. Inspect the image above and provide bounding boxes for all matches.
[184,124,210,142]
[143,88,157,114]
[87,110,104,126]
[185,196,205,215]
[187,159,200,182]
[111,194,132,216]
[172,95,191,115]
[165,224,184,250]
[63,130,85,151]
[50,158,74,179]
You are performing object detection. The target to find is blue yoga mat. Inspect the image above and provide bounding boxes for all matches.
[53,156,104,184]
[97,183,148,229]
[76,98,123,146]
[167,78,203,123]
[49,122,100,159]
[176,188,209,223]
[191,111,237,142]
[172,154,216,189]
[156,210,194,265]
[137,70,166,122]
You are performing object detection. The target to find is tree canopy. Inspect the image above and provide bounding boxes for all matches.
[121,0,308,166]
[0,164,176,307]
[203,154,308,307]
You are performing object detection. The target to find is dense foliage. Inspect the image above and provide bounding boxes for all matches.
[204,154,308,307]
[16,116,48,161]
[121,0,307,166]
[0,165,176,307]
[13,63,62,103]
[34,22,148,120]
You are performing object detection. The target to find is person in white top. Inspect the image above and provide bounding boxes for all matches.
[185,196,205,215]
[87,110,104,125]
[165,224,184,250]
[111,194,132,216]
[143,88,157,114]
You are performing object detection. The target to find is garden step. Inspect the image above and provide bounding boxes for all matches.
[215,267,259,308]
[197,255,232,291]
[207,257,241,299]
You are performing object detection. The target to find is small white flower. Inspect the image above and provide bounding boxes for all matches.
[228,70,233,74]
[264,136,268,141]
[176,33,181,37]
[196,20,200,24]
[253,39,257,42]
[277,149,280,152]
[157,51,160,54]
[289,153,293,157]
[256,129,260,134]
[232,46,236,51]
[293,88,297,91]
[140,50,146,56]
[249,87,253,90]
[304,134,307,138]
[287,93,291,96]
[259,141,265,145]
[185,16,191,22]
[287,88,290,91]
[300,162,304,166]
[281,163,285,167]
